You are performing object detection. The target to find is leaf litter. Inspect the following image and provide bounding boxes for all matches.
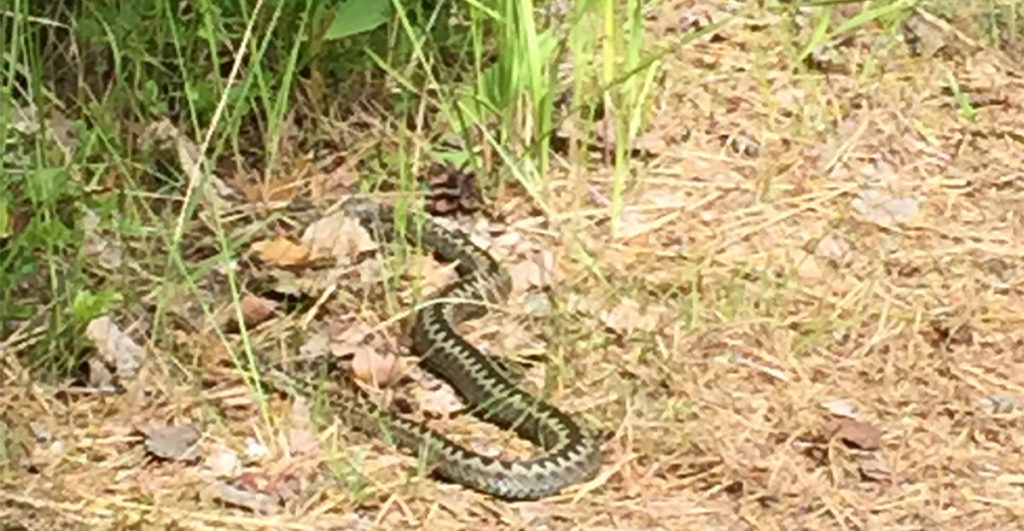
[8,2,1024,529]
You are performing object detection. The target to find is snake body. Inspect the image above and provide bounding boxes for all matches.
[264,198,601,500]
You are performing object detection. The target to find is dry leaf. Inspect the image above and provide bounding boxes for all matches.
[288,428,321,456]
[46,110,78,154]
[792,250,825,283]
[251,236,310,267]
[833,418,883,450]
[243,438,269,462]
[85,317,142,382]
[858,455,893,483]
[176,132,203,189]
[82,209,123,269]
[301,212,378,262]
[600,299,660,334]
[290,394,313,429]
[814,233,851,264]
[12,103,40,134]
[851,187,919,226]
[211,480,279,515]
[521,292,553,316]
[351,349,405,388]
[240,294,278,326]
[145,424,201,461]
[418,381,465,417]
[299,328,331,359]
[978,394,1016,414]
[820,398,860,419]
[270,473,305,504]
[86,357,116,391]
[410,254,458,294]
[509,250,557,291]
[138,118,234,198]
[204,447,241,478]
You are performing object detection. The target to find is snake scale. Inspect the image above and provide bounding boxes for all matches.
[261,198,602,500]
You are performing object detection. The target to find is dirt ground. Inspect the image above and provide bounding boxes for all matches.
[3,2,1024,529]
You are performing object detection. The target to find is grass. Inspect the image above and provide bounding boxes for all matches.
[3,0,1024,528]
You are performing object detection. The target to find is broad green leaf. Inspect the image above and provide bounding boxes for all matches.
[325,0,391,40]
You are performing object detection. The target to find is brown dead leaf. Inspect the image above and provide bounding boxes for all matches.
[351,349,405,388]
[302,211,378,263]
[240,294,278,326]
[858,455,893,483]
[210,480,279,515]
[251,236,310,267]
[238,174,302,204]
[145,424,201,461]
[833,418,883,450]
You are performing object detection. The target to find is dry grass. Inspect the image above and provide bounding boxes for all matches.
[4,1,1024,529]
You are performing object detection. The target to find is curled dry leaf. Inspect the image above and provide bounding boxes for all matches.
[251,236,310,267]
[85,317,142,382]
[145,424,201,461]
[301,212,378,263]
[351,349,405,388]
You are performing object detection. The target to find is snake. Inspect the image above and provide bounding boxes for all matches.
[259,197,602,500]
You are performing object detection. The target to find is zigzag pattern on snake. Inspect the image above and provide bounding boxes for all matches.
[260,197,602,500]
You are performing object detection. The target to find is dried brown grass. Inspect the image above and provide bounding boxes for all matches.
[4,1,1024,529]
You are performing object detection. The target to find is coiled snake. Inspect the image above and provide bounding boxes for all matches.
[261,198,602,500]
